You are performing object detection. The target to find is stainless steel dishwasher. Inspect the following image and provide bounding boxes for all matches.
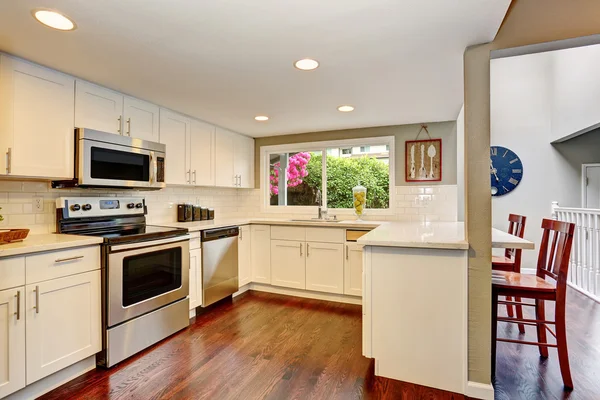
[201,226,239,306]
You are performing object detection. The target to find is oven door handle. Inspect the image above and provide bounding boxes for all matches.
[109,234,191,252]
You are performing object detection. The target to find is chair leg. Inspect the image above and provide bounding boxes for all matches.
[505,295,514,317]
[491,288,499,379]
[515,297,525,334]
[555,296,574,390]
[535,299,548,358]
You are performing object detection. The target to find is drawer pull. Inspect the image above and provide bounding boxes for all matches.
[54,255,84,263]
[346,244,349,260]
[300,243,302,256]
[34,286,39,314]
[14,290,21,320]
[306,243,310,257]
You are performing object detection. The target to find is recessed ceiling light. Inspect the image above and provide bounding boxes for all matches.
[337,105,355,112]
[255,115,269,121]
[294,59,319,71]
[32,9,77,31]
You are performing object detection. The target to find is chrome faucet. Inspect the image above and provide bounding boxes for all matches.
[316,189,323,219]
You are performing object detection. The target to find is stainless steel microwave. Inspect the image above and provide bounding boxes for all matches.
[74,128,166,189]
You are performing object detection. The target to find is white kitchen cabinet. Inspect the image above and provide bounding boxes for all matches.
[305,242,344,294]
[0,287,26,398]
[344,243,363,296]
[215,127,236,187]
[0,55,75,179]
[123,96,159,141]
[271,240,305,289]
[234,134,255,188]
[159,108,191,185]
[190,119,216,186]
[25,270,101,384]
[189,248,202,310]
[251,225,271,284]
[75,80,124,135]
[238,225,252,287]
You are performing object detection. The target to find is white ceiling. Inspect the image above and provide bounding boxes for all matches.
[0,0,510,137]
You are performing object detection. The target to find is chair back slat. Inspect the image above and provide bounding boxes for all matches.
[505,214,527,263]
[536,219,575,286]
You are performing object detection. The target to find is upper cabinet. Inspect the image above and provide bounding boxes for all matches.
[190,119,216,186]
[75,81,123,135]
[0,55,75,179]
[123,96,160,141]
[159,108,191,185]
[215,127,254,188]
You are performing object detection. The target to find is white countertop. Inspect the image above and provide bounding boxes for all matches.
[162,218,383,232]
[357,221,469,250]
[492,228,535,250]
[0,233,103,258]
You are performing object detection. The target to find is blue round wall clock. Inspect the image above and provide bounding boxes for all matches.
[490,146,523,196]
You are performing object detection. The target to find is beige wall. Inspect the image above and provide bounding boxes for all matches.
[254,121,457,189]
[464,0,600,385]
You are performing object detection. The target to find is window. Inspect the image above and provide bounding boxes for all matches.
[263,137,394,211]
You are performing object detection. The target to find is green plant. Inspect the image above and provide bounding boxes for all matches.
[0,207,3,222]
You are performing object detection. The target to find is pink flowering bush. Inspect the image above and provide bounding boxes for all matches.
[270,152,311,196]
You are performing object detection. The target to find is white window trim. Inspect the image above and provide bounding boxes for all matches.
[260,136,395,215]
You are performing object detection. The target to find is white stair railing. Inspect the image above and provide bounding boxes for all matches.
[552,201,600,303]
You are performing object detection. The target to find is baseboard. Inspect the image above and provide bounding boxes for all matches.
[249,283,362,305]
[520,268,536,274]
[189,308,196,319]
[233,283,252,298]
[465,381,494,400]
[6,355,96,400]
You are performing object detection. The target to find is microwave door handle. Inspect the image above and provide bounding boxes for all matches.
[149,152,156,184]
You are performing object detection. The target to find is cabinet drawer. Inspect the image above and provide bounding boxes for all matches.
[0,256,25,291]
[346,229,371,242]
[190,231,201,250]
[26,246,100,284]
[271,226,306,241]
[306,228,344,244]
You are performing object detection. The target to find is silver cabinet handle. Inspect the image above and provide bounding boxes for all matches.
[346,244,349,260]
[300,243,303,256]
[54,255,84,263]
[126,117,131,136]
[5,147,11,174]
[307,243,310,257]
[34,286,39,314]
[14,290,21,320]
[193,170,197,184]
[118,115,122,134]
[187,170,191,184]
[238,175,242,187]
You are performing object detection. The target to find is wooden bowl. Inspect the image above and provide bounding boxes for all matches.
[0,229,30,244]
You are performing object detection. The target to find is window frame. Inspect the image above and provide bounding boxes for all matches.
[260,136,395,215]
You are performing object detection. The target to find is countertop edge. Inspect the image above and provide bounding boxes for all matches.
[0,234,104,258]
[357,239,470,250]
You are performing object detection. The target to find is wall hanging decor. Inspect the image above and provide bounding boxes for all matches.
[405,124,442,182]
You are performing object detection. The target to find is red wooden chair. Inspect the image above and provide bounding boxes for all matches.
[491,218,575,390]
[492,214,527,334]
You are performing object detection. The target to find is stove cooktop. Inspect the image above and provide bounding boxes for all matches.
[79,225,188,244]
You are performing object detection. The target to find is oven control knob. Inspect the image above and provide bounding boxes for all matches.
[70,204,81,211]
[135,203,143,209]
[127,203,135,209]
[82,204,92,211]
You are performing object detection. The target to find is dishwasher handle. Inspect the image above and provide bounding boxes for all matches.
[202,226,239,242]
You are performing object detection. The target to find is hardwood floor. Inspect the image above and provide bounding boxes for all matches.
[493,287,600,400]
[41,291,464,400]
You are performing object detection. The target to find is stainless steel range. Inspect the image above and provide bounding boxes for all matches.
[56,197,190,367]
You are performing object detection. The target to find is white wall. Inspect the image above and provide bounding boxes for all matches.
[491,53,580,267]
[456,105,465,221]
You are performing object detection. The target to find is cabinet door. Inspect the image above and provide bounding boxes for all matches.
[159,108,191,185]
[238,225,252,287]
[189,119,216,186]
[0,55,75,178]
[123,96,159,141]
[75,80,124,134]
[234,134,255,188]
[25,270,101,384]
[251,225,271,284]
[215,127,235,187]
[271,240,305,289]
[0,287,25,398]
[344,243,363,296]
[189,248,202,310]
[306,242,344,294]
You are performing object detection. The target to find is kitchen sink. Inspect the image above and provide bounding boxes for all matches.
[288,219,342,223]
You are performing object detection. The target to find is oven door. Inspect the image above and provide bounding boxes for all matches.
[107,236,190,327]
[78,138,165,189]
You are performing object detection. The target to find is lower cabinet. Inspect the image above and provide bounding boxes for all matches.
[189,248,202,310]
[305,242,344,294]
[25,270,101,384]
[344,243,364,296]
[238,225,252,287]
[271,240,306,289]
[0,287,26,398]
[251,225,271,284]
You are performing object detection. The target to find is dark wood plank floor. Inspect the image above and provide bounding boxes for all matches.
[41,291,464,400]
[493,287,600,400]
